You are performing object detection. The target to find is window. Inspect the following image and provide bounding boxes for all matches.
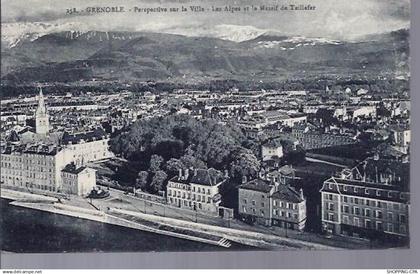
[400,214,406,224]
[328,194,333,200]
[365,208,371,217]
[376,222,383,231]
[328,203,334,211]
[328,213,334,221]
[387,223,394,233]
[343,196,348,203]
[354,198,359,204]
[355,207,360,215]
[260,210,264,216]
[354,217,360,226]
[273,209,278,216]
[376,210,383,219]
[365,189,369,195]
[243,206,247,213]
[273,200,277,206]
[343,186,347,191]
[252,200,256,206]
[376,190,381,197]
[365,219,372,229]
[344,205,349,213]
[329,184,333,190]
[343,215,349,224]
[387,212,393,221]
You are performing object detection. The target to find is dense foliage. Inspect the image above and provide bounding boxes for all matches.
[110,115,260,194]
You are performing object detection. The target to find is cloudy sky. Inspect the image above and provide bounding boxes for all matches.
[1,0,410,42]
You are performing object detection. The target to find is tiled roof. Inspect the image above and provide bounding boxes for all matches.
[271,184,304,203]
[62,163,88,174]
[171,168,225,186]
[239,179,273,193]
[61,128,108,144]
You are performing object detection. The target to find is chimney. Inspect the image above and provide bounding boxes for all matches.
[184,168,189,180]
[178,169,182,179]
[242,176,247,184]
[300,188,304,200]
[373,153,379,161]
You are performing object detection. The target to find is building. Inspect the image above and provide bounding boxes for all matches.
[0,144,72,192]
[320,157,410,238]
[166,168,226,214]
[61,128,113,165]
[238,176,306,230]
[61,163,96,196]
[390,125,410,149]
[238,179,274,226]
[35,88,50,135]
[261,138,284,161]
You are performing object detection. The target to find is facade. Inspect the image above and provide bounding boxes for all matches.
[261,138,284,161]
[61,163,96,196]
[61,128,113,165]
[0,144,72,192]
[238,177,306,230]
[166,168,226,214]
[390,125,410,148]
[320,157,410,238]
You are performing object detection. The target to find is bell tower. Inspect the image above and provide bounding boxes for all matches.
[35,87,49,135]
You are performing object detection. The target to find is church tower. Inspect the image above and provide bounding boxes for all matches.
[35,87,49,135]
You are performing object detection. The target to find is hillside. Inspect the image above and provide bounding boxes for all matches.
[1,29,409,84]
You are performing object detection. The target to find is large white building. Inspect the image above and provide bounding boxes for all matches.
[166,168,226,214]
[1,144,72,192]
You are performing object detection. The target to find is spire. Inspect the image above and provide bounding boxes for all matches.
[36,86,47,115]
[35,86,49,135]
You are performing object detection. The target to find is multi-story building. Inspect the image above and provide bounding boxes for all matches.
[1,143,97,196]
[166,168,226,214]
[0,144,73,192]
[238,177,306,230]
[61,128,113,165]
[320,156,410,238]
[261,138,284,162]
[61,163,96,196]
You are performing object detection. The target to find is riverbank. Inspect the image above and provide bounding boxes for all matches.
[1,188,334,250]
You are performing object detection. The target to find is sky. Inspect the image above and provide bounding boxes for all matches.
[1,0,410,42]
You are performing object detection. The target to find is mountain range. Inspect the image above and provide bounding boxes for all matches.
[1,27,409,84]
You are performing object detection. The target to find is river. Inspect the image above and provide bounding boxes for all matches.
[0,198,254,253]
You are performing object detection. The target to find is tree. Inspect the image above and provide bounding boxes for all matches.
[149,154,164,172]
[150,171,168,193]
[165,158,185,177]
[229,148,260,183]
[135,171,149,190]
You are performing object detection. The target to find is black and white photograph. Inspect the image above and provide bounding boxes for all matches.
[0,0,413,259]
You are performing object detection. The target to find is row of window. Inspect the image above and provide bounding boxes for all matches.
[324,194,408,210]
[242,199,298,210]
[169,198,204,209]
[325,185,406,200]
[338,215,408,234]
